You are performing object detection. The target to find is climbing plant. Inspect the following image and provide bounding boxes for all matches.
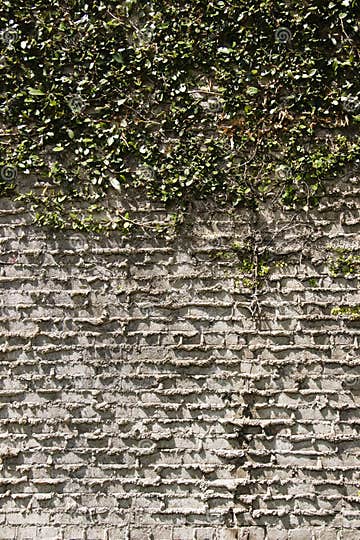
[0,0,359,232]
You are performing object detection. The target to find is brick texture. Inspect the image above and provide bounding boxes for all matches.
[0,177,360,539]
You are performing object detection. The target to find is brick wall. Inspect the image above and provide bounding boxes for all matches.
[0,176,359,540]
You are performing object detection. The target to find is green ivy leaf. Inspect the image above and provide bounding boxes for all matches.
[110,177,121,191]
[246,87,259,96]
[27,87,45,96]
[113,53,124,64]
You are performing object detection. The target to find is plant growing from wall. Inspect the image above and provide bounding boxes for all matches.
[331,305,360,319]
[0,0,359,232]
[327,247,360,276]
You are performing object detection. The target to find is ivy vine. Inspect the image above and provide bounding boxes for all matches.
[0,0,359,233]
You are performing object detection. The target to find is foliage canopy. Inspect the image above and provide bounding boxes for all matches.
[1,0,359,232]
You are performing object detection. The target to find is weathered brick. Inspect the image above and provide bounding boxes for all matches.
[0,182,359,538]
[266,530,288,540]
[35,527,62,540]
[218,529,238,540]
[62,527,85,540]
[0,526,18,540]
[313,529,338,540]
[248,528,265,540]
[195,528,215,540]
[17,527,37,540]
[341,531,360,540]
[85,527,108,540]
[173,527,194,540]
[288,530,314,540]
[106,529,129,540]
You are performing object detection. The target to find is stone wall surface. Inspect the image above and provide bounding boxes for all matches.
[0,177,359,539]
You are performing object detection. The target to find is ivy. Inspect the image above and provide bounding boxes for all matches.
[332,305,360,319]
[0,0,359,231]
[328,247,360,276]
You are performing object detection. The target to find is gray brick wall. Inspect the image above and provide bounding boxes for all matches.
[0,177,359,539]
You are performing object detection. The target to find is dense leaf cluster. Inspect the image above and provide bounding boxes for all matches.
[0,0,359,230]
